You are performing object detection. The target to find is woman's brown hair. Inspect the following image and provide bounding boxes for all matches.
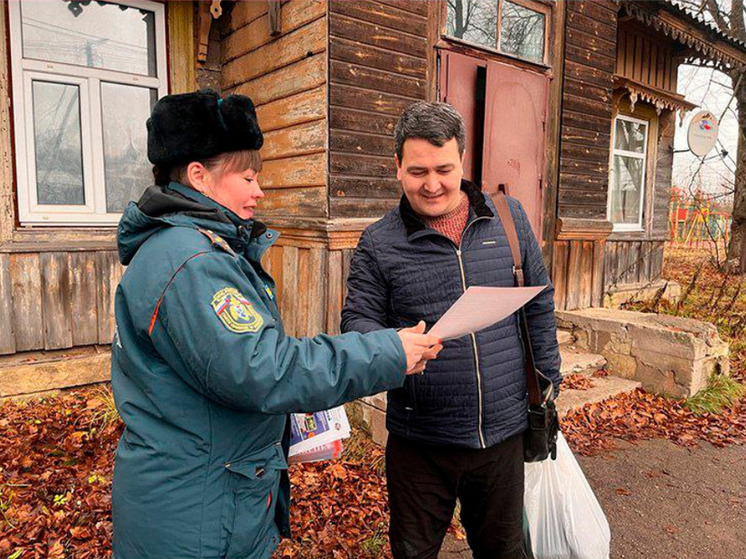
[153,149,263,187]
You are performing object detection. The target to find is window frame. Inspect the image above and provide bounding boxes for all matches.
[443,0,551,66]
[8,0,168,227]
[496,0,550,66]
[607,113,649,232]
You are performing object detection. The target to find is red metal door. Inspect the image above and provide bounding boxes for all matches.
[439,51,485,183]
[482,61,548,240]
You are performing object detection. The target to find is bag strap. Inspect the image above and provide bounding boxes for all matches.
[490,192,543,407]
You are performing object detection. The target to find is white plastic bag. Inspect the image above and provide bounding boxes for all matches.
[524,432,611,559]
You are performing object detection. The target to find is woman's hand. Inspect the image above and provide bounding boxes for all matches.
[397,321,443,375]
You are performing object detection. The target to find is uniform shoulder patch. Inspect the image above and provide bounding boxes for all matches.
[211,287,264,333]
[198,228,236,257]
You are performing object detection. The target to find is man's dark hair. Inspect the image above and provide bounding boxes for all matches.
[394,101,466,160]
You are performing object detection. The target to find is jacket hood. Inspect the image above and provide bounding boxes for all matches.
[117,182,266,265]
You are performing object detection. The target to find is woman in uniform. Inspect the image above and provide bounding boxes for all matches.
[111,89,440,559]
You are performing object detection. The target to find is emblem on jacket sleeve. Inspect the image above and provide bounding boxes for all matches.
[211,287,264,333]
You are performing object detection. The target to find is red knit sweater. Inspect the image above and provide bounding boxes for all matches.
[420,191,469,246]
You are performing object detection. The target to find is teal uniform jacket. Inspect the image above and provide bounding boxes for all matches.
[111,182,407,559]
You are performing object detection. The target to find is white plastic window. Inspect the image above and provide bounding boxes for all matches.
[9,0,167,226]
[608,114,649,231]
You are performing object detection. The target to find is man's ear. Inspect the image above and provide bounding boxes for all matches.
[186,162,209,193]
[395,154,402,181]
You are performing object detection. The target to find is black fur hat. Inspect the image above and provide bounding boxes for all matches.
[147,89,263,168]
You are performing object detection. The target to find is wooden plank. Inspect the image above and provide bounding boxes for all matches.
[258,187,328,218]
[326,250,343,335]
[97,251,122,344]
[0,1,13,246]
[566,11,616,39]
[305,248,326,336]
[341,249,353,303]
[70,252,99,346]
[330,37,426,79]
[261,152,327,189]
[226,0,269,34]
[330,106,399,135]
[330,84,416,114]
[0,254,15,354]
[551,241,569,311]
[579,241,594,309]
[566,27,616,57]
[557,205,607,221]
[591,241,605,307]
[562,92,614,119]
[329,13,427,58]
[561,124,608,146]
[330,129,395,157]
[560,158,608,177]
[268,246,284,306]
[557,188,607,206]
[40,252,73,350]
[564,59,612,90]
[295,248,310,336]
[562,108,614,133]
[330,0,427,36]
[228,53,326,106]
[330,153,396,178]
[331,60,426,99]
[223,0,326,62]
[603,241,616,290]
[565,242,583,310]
[0,352,110,398]
[330,197,398,219]
[223,17,327,88]
[261,119,326,161]
[167,0,196,94]
[375,0,429,16]
[256,87,326,133]
[571,1,617,21]
[565,44,616,75]
[330,177,400,199]
[280,246,298,337]
[10,253,44,352]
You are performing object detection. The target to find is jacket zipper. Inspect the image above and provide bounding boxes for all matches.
[453,216,490,449]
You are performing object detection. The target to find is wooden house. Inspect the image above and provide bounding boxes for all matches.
[1,0,744,398]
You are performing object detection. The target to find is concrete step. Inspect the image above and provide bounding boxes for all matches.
[556,375,642,416]
[557,328,574,347]
[560,349,606,377]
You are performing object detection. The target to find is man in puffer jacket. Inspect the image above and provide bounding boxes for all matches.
[341,101,561,559]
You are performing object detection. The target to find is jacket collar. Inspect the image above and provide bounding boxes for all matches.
[399,179,494,238]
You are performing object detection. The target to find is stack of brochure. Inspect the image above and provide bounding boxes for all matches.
[288,405,351,464]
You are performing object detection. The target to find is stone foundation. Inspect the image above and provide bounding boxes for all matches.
[556,309,729,398]
[604,279,681,309]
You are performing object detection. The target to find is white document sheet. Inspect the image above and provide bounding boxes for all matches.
[429,285,546,341]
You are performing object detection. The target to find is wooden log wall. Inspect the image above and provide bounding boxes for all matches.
[551,240,605,311]
[558,0,617,220]
[652,110,676,237]
[222,0,329,220]
[0,251,124,355]
[328,0,429,218]
[261,237,356,338]
[616,24,678,92]
[603,240,665,291]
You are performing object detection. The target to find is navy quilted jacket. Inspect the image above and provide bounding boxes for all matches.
[341,180,561,449]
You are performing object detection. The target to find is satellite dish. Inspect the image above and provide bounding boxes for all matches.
[687,110,719,157]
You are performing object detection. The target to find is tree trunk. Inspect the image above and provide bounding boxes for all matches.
[726,72,746,272]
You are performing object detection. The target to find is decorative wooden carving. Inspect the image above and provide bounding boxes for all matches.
[198,0,224,64]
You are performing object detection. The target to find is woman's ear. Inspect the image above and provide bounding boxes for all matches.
[186,162,210,193]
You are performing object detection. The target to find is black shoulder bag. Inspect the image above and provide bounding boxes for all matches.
[492,192,559,462]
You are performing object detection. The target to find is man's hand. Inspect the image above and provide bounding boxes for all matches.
[397,321,442,375]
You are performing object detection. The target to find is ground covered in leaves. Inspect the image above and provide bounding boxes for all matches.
[1,243,745,558]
